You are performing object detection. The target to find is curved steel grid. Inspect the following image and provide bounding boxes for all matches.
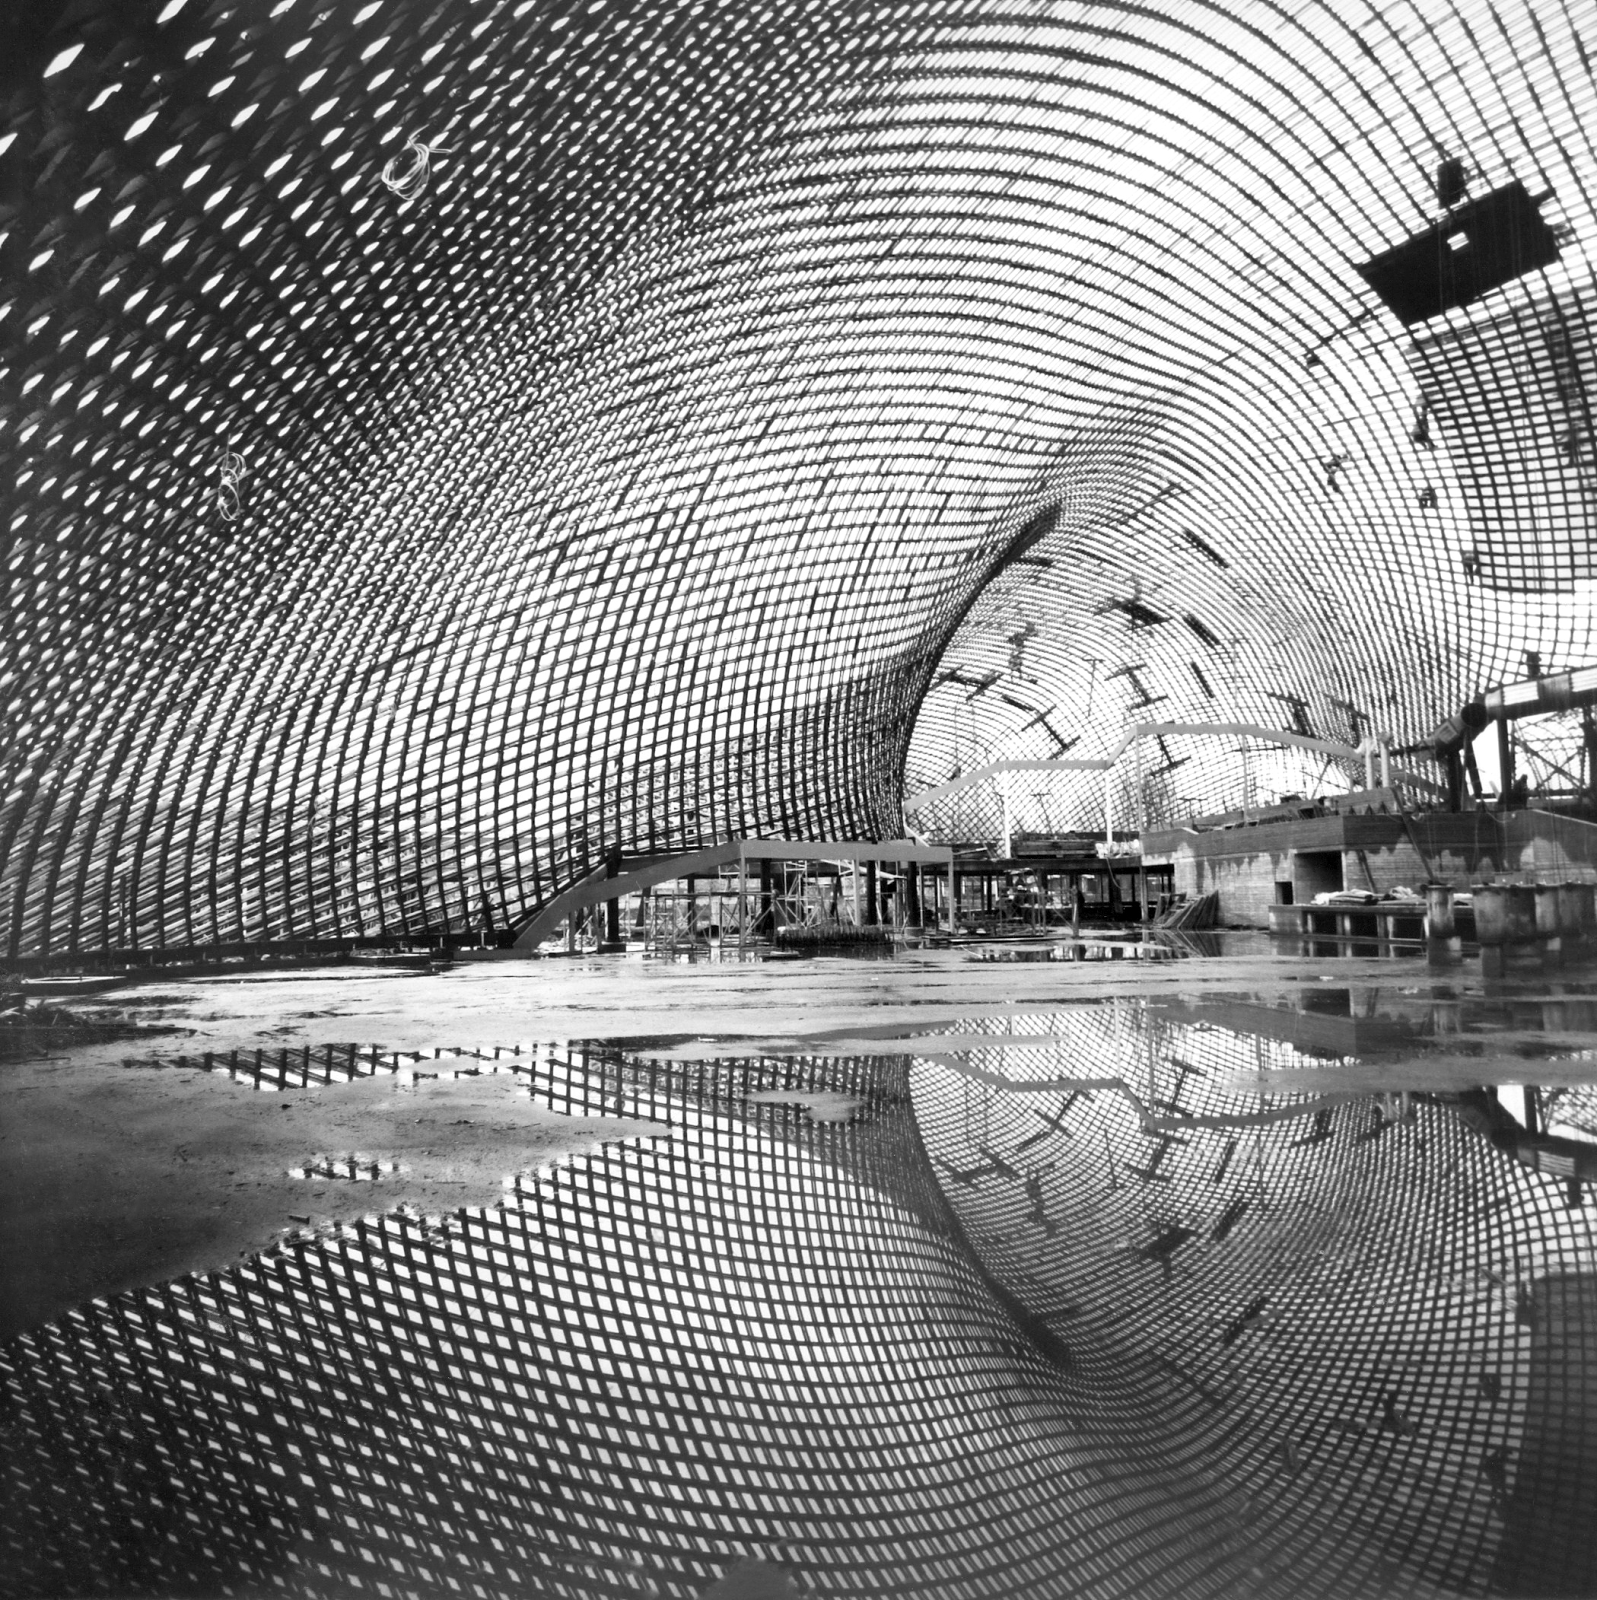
[3,0,1595,955]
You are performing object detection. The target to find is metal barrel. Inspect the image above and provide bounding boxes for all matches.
[1505,884,1538,943]
[1425,883,1455,940]
[1472,884,1508,945]
[1556,882,1584,939]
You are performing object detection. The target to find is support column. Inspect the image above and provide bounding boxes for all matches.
[1498,714,1515,811]
[851,860,861,927]
[685,875,696,946]
[949,861,957,933]
[1426,882,1455,962]
[604,848,622,950]
[1465,738,1484,801]
[1134,733,1148,923]
[865,859,879,925]
[760,859,774,937]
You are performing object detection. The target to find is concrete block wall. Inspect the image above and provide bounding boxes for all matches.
[1160,809,1597,929]
[1179,847,1284,928]
[1506,812,1597,882]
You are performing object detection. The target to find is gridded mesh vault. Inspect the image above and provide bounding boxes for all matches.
[3,1030,1594,1598]
[4,0,1597,955]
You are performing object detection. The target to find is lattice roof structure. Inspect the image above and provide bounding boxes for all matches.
[3,0,1594,956]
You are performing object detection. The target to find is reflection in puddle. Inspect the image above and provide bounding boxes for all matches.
[745,1088,863,1122]
[908,1002,1597,1596]
[289,1155,404,1182]
[968,940,1181,963]
[3,990,1596,1597]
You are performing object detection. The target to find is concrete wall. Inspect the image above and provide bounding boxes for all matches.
[1148,808,1597,929]
[1186,847,1283,928]
[1505,811,1597,882]
[1153,814,1406,928]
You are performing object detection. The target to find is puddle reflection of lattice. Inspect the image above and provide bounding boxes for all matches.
[910,1006,1597,1598]
[4,1044,1272,1600]
[122,1042,545,1092]
[13,1032,1595,1597]
[1542,1084,1597,1140]
[910,1006,1363,1139]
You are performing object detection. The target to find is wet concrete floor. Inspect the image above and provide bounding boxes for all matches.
[7,938,1594,1337]
[5,937,1597,1597]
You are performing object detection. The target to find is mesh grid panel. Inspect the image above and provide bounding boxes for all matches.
[4,0,1597,949]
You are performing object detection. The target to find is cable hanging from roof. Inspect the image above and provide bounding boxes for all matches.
[381,133,447,201]
[216,449,247,521]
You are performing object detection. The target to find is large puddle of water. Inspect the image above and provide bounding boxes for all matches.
[4,945,1597,1597]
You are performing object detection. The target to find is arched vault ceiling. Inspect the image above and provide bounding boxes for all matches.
[2,0,1594,955]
